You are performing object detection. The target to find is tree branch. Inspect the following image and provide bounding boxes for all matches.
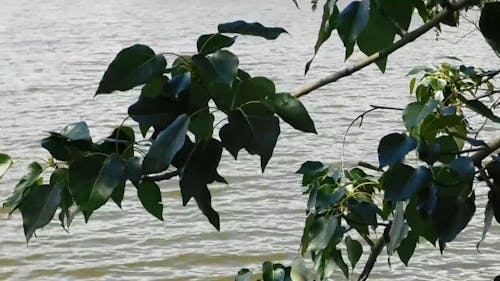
[293,0,478,98]
[143,170,181,182]
[358,237,387,281]
[471,137,500,167]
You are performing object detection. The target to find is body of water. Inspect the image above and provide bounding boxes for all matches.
[0,1,499,280]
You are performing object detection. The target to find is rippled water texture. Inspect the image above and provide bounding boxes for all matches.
[1,1,499,280]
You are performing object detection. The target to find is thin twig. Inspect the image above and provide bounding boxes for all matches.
[341,105,403,169]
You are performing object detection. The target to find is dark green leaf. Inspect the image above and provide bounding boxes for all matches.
[141,76,167,98]
[98,126,135,159]
[406,195,438,245]
[460,97,500,123]
[382,164,431,201]
[479,3,500,57]
[332,249,349,278]
[41,122,93,161]
[306,0,340,74]
[197,33,236,55]
[436,193,475,252]
[307,215,340,253]
[142,114,189,174]
[179,139,225,230]
[357,3,396,72]
[125,157,142,188]
[397,231,417,266]
[189,109,214,142]
[0,153,13,180]
[218,20,288,40]
[18,184,63,242]
[403,100,439,130]
[296,161,329,186]
[110,180,125,209]
[3,162,43,211]
[219,111,280,172]
[165,73,191,100]
[233,77,276,109]
[378,133,417,167]
[69,154,104,221]
[346,201,378,227]
[316,186,346,209]
[267,93,316,133]
[137,181,163,221]
[210,50,239,85]
[128,96,187,131]
[337,0,370,59]
[96,44,167,95]
[345,236,363,269]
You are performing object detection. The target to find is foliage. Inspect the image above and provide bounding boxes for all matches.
[1,1,500,281]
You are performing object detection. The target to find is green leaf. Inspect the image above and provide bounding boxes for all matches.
[479,3,500,57]
[235,268,253,281]
[403,100,439,130]
[189,109,214,142]
[233,77,276,109]
[125,157,142,188]
[142,114,189,174]
[346,201,378,227]
[459,97,500,123]
[436,192,475,252]
[316,186,347,210]
[219,111,280,172]
[296,161,329,186]
[332,249,349,278]
[165,72,191,100]
[477,200,493,250]
[337,0,370,60]
[137,181,163,221]
[306,215,340,253]
[377,133,417,167]
[98,126,136,159]
[290,258,310,281]
[18,184,63,242]
[382,164,431,201]
[263,262,285,281]
[197,33,236,55]
[179,139,225,230]
[95,44,167,95]
[140,76,167,98]
[406,195,438,245]
[128,96,186,131]
[218,20,288,40]
[70,154,126,221]
[345,236,363,269]
[306,0,340,74]
[397,231,417,266]
[57,121,92,141]
[0,153,13,180]
[380,0,413,31]
[357,3,396,72]
[210,50,239,85]
[387,201,409,255]
[267,93,316,133]
[3,162,43,212]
